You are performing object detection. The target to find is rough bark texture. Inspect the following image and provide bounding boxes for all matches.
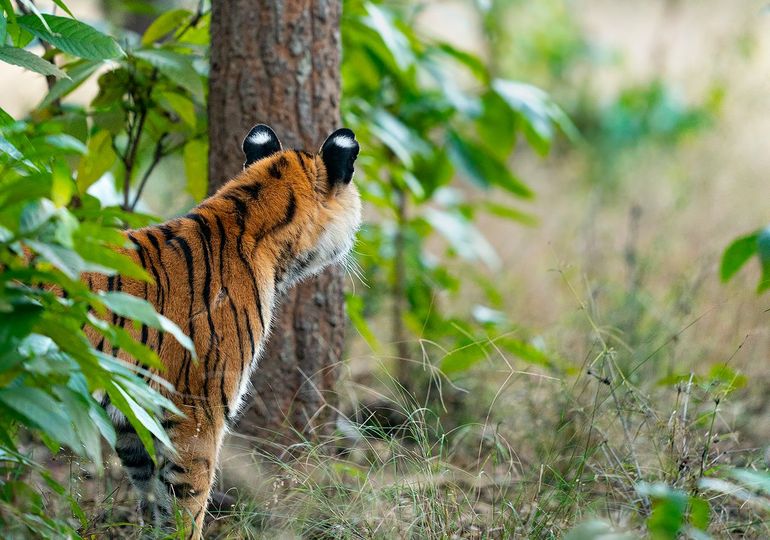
[208,0,344,448]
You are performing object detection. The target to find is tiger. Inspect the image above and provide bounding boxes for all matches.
[83,124,361,538]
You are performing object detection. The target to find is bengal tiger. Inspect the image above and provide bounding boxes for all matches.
[83,124,361,538]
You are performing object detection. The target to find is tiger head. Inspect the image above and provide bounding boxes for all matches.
[225,124,362,292]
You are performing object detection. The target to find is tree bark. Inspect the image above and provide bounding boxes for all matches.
[208,0,344,449]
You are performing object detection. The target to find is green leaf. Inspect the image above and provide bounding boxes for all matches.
[157,91,196,127]
[16,0,53,32]
[0,387,81,453]
[0,133,24,161]
[133,48,203,102]
[25,239,85,279]
[17,14,123,61]
[720,232,758,282]
[104,381,156,460]
[1,0,15,26]
[492,79,579,153]
[758,226,770,292]
[346,293,380,351]
[51,0,75,18]
[44,133,87,155]
[87,314,163,370]
[40,59,102,108]
[435,42,489,83]
[19,198,57,234]
[688,496,710,531]
[141,9,191,45]
[637,482,688,540]
[447,132,532,198]
[99,291,196,359]
[88,397,116,448]
[483,201,538,226]
[76,130,116,192]
[55,386,103,465]
[370,108,430,168]
[424,208,500,269]
[0,45,66,78]
[0,9,7,44]
[119,383,173,450]
[183,139,207,201]
[362,3,414,71]
[0,105,13,126]
[74,242,150,282]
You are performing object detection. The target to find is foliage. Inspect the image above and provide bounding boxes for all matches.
[0,2,199,537]
[481,0,718,193]
[722,226,770,293]
[341,0,575,387]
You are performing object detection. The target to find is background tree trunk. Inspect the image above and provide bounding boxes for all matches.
[208,0,344,450]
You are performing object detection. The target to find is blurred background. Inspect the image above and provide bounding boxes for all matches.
[2,0,769,537]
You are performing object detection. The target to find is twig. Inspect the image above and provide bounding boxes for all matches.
[129,133,168,211]
[392,183,409,385]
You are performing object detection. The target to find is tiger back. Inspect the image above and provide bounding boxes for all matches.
[82,125,361,537]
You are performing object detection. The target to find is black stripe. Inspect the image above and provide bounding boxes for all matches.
[224,194,247,226]
[129,234,153,352]
[227,196,265,331]
[239,182,261,199]
[225,288,246,396]
[283,192,297,224]
[185,213,219,420]
[111,316,126,356]
[214,215,227,286]
[168,235,198,403]
[159,223,175,244]
[160,418,179,430]
[145,231,170,352]
[267,160,283,179]
[168,463,187,474]
[292,149,305,167]
[118,449,154,469]
[129,232,162,306]
[128,468,154,482]
[115,417,141,435]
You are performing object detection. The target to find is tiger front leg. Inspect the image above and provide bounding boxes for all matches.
[159,410,225,539]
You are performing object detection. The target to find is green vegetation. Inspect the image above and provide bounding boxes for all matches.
[0,3,198,536]
[1,0,768,538]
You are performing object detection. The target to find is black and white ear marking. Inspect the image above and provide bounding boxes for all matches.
[319,128,359,185]
[242,124,282,168]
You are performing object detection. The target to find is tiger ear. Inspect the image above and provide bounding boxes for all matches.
[319,128,359,185]
[243,124,282,168]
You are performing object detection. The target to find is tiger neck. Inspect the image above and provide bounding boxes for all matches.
[147,192,284,338]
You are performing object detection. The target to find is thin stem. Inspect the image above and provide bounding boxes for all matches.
[392,184,409,386]
[129,133,168,211]
[122,107,147,210]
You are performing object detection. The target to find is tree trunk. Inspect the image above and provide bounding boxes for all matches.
[208,0,344,449]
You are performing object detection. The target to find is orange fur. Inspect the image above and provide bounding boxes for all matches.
[83,137,361,537]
